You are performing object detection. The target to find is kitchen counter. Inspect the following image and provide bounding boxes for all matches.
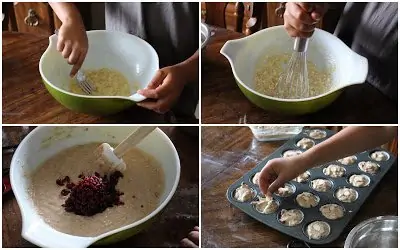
[201,126,398,247]
[2,126,199,247]
[2,32,197,124]
[201,27,397,124]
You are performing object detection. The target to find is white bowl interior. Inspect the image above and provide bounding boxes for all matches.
[40,31,159,97]
[223,26,367,95]
[10,126,180,247]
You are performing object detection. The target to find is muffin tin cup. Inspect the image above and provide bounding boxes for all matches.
[226,128,396,245]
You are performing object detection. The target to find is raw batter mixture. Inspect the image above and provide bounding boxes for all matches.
[311,179,332,192]
[309,129,326,139]
[358,161,380,174]
[254,54,333,98]
[320,204,344,220]
[70,68,134,96]
[306,221,331,240]
[293,171,310,183]
[296,192,319,208]
[283,150,302,158]
[349,174,370,187]
[252,196,279,214]
[296,138,314,150]
[338,155,357,165]
[279,209,304,226]
[335,187,358,203]
[29,143,164,237]
[370,151,389,161]
[323,164,345,178]
[275,183,295,197]
[234,183,255,202]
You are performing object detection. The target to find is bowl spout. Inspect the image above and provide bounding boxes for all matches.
[348,51,368,85]
[220,39,243,63]
[22,221,96,247]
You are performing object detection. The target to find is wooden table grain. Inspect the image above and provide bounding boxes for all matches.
[201,126,398,247]
[2,126,199,248]
[2,32,197,124]
[201,27,397,124]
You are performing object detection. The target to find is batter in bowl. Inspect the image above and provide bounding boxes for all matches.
[306,221,331,240]
[320,204,344,220]
[349,174,370,187]
[323,164,345,178]
[234,183,255,202]
[29,143,165,237]
[279,209,304,226]
[358,161,380,174]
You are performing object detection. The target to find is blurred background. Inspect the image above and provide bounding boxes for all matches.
[201,2,346,35]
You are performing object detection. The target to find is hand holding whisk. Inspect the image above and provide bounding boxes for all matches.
[274,3,324,99]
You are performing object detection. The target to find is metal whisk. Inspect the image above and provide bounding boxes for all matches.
[275,37,310,99]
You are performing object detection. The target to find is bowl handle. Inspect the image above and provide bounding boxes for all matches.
[348,52,368,84]
[22,220,96,247]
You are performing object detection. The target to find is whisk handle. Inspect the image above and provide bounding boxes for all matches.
[294,37,309,52]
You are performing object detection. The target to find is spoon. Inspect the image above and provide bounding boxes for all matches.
[94,126,157,172]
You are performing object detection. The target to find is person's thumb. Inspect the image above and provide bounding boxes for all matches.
[267,176,286,195]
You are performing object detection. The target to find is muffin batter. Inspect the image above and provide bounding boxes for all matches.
[283,150,302,158]
[311,179,332,192]
[309,129,326,139]
[336,187,358,203]
[320,204,344,220]
[370,151,389,161]
[306,221,331,240]
[296,192,319,208]
[279,209,304,226]
[296,138,315,150]
[275,184,295,197]
[293,171,310,183]
[358,161,380,174]
[338,155,357,165]
[70,68,132,96]
[323,164,345,178]
[234,183,255,202]
[252,196,279,214]
[29,143,164,237]
[349,174,370,187]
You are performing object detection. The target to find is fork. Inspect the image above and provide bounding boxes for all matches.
[54,30,95,95]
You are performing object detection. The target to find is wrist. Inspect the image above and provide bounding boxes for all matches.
[175,60,197,84]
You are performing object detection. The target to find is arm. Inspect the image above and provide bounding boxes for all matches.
[175,50,199,83]
[259,126,397,195]
[48,2,88,77]
[299,126,397,171]
[49,2,83,26]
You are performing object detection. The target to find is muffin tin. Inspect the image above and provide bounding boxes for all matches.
[226,128,396,245]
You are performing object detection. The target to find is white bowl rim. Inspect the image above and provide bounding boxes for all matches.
[220,26,368,102]
[38,30,159,101]
[10,126,181,246]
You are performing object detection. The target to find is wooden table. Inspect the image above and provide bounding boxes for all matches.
[2,126,199,247]
[201,27,397,124]
[201,126,398,247]
[2,32,197,124]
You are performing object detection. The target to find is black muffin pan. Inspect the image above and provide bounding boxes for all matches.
[226,128,396,245]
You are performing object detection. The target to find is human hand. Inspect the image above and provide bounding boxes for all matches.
[137,65,187,114]
[180,226,199,248]
[283,2,328,38]
[259,156,308,196]
[57,20,88,77]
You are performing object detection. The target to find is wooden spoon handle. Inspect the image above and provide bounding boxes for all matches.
[114,126,157,157]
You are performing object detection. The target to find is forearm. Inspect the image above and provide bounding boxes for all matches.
[49,2,84,26]
[176,50,199,83]
[299,126,397,170]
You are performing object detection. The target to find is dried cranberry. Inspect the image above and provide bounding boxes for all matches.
[78,173,84,179]
[62,176,70,184]
[66,183,75,189]
[62,171,125,216]
[61,189,70,196]
[56,178,64,186]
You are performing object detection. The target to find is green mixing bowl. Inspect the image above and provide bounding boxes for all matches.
[220,26,368,115]
[39,30,159,115]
